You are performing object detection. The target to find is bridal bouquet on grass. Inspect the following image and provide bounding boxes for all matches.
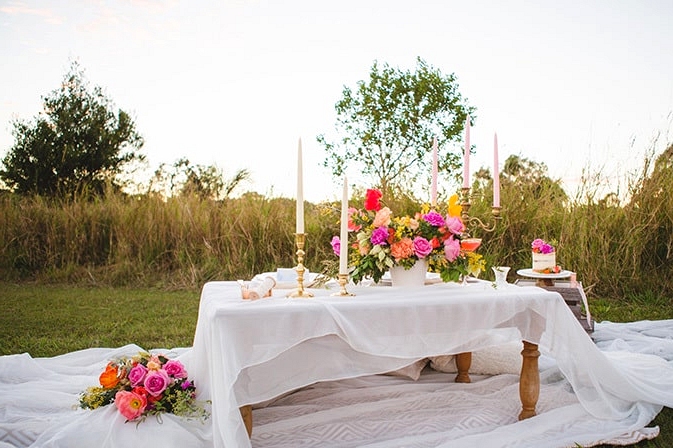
[79,351,210,424]
[331,188,485,284]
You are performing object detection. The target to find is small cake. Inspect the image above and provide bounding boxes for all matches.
[531,238,556,272]
[532,252,556,272]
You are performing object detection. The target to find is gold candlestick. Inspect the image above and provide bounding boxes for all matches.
[331,273,355,297]
[287,233,314,298]
[460,186,502,233]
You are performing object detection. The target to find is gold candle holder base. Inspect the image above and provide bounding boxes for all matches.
[287,233,314,298]
[331,273,355,296]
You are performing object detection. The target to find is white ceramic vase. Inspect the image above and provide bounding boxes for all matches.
[389,258,428,287]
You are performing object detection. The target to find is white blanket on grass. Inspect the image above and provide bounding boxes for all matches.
[1,320,672,448]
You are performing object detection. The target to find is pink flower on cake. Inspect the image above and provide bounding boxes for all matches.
[532,238,555,254]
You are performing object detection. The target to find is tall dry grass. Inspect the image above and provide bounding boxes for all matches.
[1,147,672,298]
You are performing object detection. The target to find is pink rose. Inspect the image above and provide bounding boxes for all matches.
[163,360,188,379]
[330,236,341,256]
[444,237,461,262]
[445,216,464,235]
[372,207,392,227]
[413,237,433,258]
[114,390,147,421]
[144,369,171,396]
[128,364,148,387]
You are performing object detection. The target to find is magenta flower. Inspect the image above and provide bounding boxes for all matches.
[330,236,341,256]
[532,238,555,254]
[163,360,188,379]
[413,236,433,258]
[422,211,445,227]
[144,369,171,396]
[370,227,389,245]
[444,236,461,262]
[128,364,148,387]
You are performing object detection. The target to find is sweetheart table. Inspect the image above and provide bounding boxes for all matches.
[190,280,588,448]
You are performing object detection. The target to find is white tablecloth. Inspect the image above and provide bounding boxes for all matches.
[190,280,669,448]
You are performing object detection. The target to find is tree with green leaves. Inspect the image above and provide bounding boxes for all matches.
[317,57,474,197]
[0,60,144,197]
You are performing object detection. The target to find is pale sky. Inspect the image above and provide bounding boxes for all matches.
[1,0,672,202]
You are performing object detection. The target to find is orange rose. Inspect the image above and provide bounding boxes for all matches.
[99,363,120,389]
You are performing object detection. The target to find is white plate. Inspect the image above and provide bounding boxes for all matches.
[516,268,572,279]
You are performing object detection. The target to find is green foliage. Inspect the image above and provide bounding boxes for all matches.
[0,60,144,197]
[318,57,474,196]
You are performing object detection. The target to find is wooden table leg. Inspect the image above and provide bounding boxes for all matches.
[518,341,540,420]
[240,405,253,437]
[455,351,472,383]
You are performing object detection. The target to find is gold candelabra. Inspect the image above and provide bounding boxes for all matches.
[460,187,502,234]
[287,233,314,298]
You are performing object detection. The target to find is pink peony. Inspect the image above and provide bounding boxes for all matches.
[163,360,188,379]
[444,237,461,262]
[114,390,147,421]
[330,236,341,256]
[128,363,148,387]
[412,237,433,258]
[144,369,171,396]
[445,216,464,235]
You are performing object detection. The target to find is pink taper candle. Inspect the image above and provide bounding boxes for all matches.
[339,177,349,275]
[431,136,438,207]
[463,116,470,188]
[296,138,304,234]
[493,133,500,207]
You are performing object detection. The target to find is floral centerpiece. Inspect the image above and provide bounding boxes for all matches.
[330,188,485,284]
[79,351,210,424]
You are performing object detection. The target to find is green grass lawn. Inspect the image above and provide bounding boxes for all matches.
[0,282,671,447]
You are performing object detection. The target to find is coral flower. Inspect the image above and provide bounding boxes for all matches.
[372,207,392,227]
[99,363,120,389]
[390,238,415,261]
[114,390,147,421]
